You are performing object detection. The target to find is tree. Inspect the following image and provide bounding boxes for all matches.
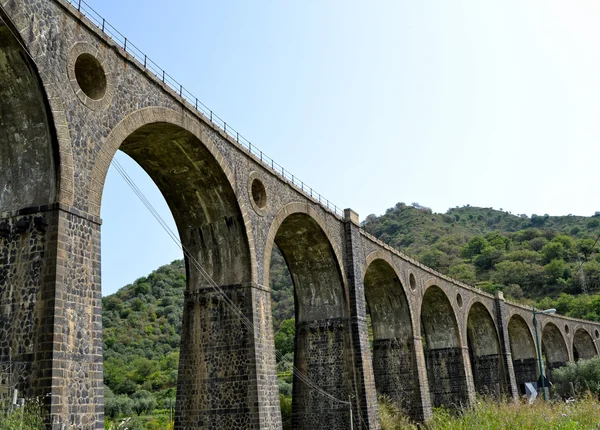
[131,390,157,416]
[275,318,295,356]
[461,236,489,259]
[578,238,598,261]
[448,263,476,284]
[544,259,566,284]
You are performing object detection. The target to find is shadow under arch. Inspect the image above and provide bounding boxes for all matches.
[0,15,59,212]
[264,205,352,430]
[466,302,505,396]
[507,314,537,395]
[96,115,269,427]
[363,257,419,417]
[420,285,469,408]
[573,327,597,361]
[541,322,570,376]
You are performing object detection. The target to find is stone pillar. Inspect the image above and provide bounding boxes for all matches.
[410,337,433,421]
[176,282,281,429]
[425,347,472,407]
[460,346,477,405]
[0,204,104,429]
[372,338,418,416]
[342,209,380,430]
[494,292,519,399]
[292,317,353,430]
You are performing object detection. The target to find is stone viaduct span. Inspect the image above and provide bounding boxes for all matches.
[1,0,600,428]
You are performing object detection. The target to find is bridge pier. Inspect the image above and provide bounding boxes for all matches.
[176,283,281,429]
[494,292,519,399]
[0,205,104,429]
[343,209,382,429]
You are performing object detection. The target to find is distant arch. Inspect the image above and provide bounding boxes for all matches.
[420,285,468,407]
[264,206,352,429]
[508,314,537,395]
[466,302,505,395]
[364,258,419,416]
[541,322,570,374]
[573,328,597,361]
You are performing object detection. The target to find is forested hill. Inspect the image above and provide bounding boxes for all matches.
[362,203,600,319]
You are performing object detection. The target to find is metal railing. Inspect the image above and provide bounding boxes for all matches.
[64,0,344,219]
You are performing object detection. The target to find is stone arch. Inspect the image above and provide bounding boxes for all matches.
[572,327,597,361]
[0,13,59,212]
[263,202,347,289]
[541,322,570,375]
[92,108,263,427]
[264,204,351,430]
[0,8,74,211]
[363,256,419,416]
[466,301,504,396]
[91,107,257,284]
[508,314,537,395]
[420,284,469,407]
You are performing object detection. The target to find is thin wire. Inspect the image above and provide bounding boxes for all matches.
[111,157,350,406]
[111,160,338,403]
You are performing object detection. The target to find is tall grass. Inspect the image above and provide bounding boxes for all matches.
[0,400,44,430]
[379,394,600,430]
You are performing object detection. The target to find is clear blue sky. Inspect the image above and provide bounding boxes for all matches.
[99,0,600,295]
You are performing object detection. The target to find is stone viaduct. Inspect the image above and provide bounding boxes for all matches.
[1,0,599,428]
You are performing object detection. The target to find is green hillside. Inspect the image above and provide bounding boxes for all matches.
[101,203,600,427]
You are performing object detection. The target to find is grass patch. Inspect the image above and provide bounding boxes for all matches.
[380,394,600,430]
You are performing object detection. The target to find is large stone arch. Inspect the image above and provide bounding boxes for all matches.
[542,322,570,379]
[363,256,420,416]
[0,7,75,211]
[90,108,277,427]
[0,15,58,212]
[420,284,469,407]
[263,203,351,430]
[466,301,504,396]
[572,327,598,361]
[507,314,537,395]
[91,107,258,285]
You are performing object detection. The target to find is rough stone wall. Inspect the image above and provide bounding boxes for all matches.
[425,348,468,407]
[292,319,352,430]
[372,340,417,414]
[0,208,57,401]
[512,359,538,394]
[469,353,502,396]
[176,284,278,429]
[50,208,103,429]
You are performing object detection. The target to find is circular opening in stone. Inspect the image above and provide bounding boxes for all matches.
[565,325,570,334]
[456,293,463,308]
[409,273,416,290]
[74,53,107,100]
[251,178,267,209]
[596,329,600,339]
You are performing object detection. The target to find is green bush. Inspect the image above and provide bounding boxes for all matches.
[0,400,44,430]
[552,357,600,397]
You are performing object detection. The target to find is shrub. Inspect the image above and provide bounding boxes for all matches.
[552,357,600,397]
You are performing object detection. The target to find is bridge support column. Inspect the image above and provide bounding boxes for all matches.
[411,337,434,421]
[176,282,281,430]
[342,209,381,430]
[0,204,104,429]
[494,292,519,400]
